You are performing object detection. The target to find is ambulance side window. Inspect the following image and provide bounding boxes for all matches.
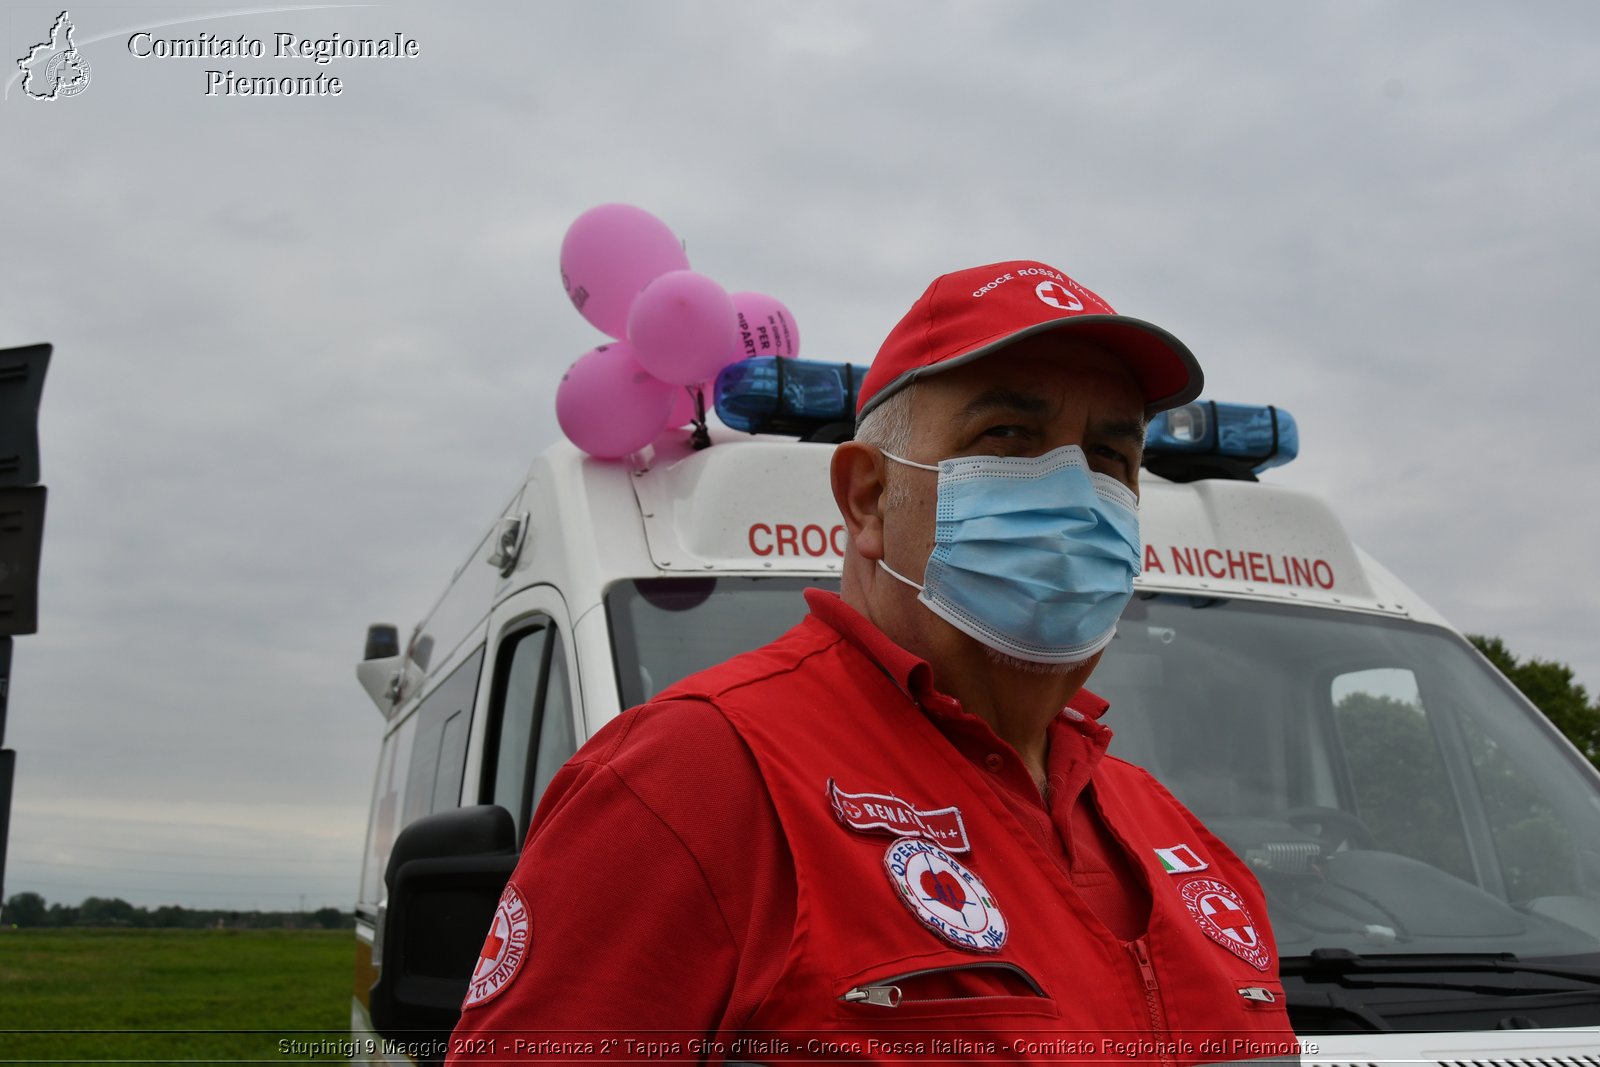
[402,647,485,824]
[358,714,416,911]
[484,622,578,840]
[1332,666,1473,880]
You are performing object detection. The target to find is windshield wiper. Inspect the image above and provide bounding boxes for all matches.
[1284,948,1600,988]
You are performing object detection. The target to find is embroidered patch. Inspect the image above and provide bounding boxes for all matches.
[1179,877,1270,971]
[463,883,532,1007]
[828,778,970,853]
[883,837,1006,953]
[1155,843,1209,874]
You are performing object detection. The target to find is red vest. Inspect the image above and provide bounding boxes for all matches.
[668,616,1298,1064]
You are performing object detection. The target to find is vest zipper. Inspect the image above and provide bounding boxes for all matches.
[840,962,1044,1008]
[1127,939,1176,1067]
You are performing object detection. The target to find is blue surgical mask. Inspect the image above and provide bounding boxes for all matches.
[878,444,1141,665]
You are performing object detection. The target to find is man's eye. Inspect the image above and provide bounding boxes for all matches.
[982,425,1027,439]
[1092,444,1131,467]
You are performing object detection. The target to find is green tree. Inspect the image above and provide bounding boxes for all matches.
[1470,635,1600,770]
[3,891,49,927]
[77,897,139,927]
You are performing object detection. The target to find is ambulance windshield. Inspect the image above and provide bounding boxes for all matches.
[1095,594,1600,971]
[607,576,840,709]
[608,579,1600,978]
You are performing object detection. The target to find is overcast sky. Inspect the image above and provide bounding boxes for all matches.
[3,0,1597,911]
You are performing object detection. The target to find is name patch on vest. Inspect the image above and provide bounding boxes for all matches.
[1178,877,1271,971]
[828,778,970,853]
[884,837,1006,953]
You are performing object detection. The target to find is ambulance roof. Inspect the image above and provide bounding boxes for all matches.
[406,428,1448,689]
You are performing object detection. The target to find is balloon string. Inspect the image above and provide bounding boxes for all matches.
[689,386,710,450]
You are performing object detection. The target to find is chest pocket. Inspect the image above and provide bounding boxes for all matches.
[834,959,1058,1021]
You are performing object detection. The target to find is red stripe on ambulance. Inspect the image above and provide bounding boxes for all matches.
[1144,544,1334,590]
[749,523,848,558]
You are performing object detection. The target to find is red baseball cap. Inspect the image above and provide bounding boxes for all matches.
[856,260,1203,420]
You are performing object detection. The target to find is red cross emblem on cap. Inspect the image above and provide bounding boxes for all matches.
[1034,280,1084,312]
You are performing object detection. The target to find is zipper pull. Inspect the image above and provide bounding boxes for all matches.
[841,984,903,1007]
[1236,986,1277,1004]
[1129,939,1159,991]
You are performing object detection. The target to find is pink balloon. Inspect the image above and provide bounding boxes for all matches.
[560,205,690,340]
[555,341,676,459]
[730,291,800,361]
[627,271,739,386]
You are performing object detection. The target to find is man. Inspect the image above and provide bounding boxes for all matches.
[448,261,1298,1062]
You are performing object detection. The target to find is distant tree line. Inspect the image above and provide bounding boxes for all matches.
[1470,634,1600,770]
[2,892,354,930]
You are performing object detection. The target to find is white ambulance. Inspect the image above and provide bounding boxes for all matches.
[351,389,1600,1065]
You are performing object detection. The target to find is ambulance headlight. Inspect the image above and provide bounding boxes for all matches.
[714,357,864,441]
[1144,402,1298,481]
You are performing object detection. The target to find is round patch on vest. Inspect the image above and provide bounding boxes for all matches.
[463,883,532,1007]
[1178,877,1270,971]
[883,837,1007,953]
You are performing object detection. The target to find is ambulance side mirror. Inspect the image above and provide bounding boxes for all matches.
[369,805,518,1049]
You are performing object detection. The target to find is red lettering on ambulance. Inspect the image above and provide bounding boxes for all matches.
[1159,545,1335,591]
[1248,552,1267,583]
[749,524,774,556]
[800,524,828,557]
[749,522,849,558]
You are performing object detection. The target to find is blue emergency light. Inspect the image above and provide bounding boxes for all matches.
[714,356,1299,484]
[714,357,863,441]
[1143,401,1298,482]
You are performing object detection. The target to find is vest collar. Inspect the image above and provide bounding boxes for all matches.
[802,588,1110,723]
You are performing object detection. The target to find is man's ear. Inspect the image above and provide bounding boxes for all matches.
[831,441,887,562]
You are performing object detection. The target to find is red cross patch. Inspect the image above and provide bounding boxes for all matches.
[1178,877,1271,971]
[463,883,532,1007]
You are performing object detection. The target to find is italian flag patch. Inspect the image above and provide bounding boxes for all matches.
[1155,844,1208,874]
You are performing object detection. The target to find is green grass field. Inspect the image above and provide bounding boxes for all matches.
[0,928,355,1064]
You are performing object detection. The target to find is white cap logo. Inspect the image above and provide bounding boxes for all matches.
[1035,280,1084,311]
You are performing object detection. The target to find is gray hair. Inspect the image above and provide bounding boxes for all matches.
[853,386,913,454]
[854,387,915,508]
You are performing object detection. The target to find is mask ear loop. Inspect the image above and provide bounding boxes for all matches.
[875,450,938,592]
[879,449,940,472]
[877,558,925,592]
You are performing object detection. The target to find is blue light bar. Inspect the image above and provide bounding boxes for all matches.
[1145,401,1298,477]
[714,357,863,438]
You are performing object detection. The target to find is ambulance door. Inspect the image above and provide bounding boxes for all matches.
[473,585,582,845]
[366,585,582,1045]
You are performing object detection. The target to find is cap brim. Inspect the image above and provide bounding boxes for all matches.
[856,315,1202,422]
